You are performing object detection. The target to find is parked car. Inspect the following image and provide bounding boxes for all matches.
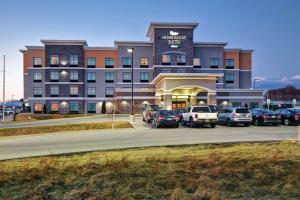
[142,104,159,123]
[152,109,180,128]
[250,108,281,126]
[275,108,300,126]
[217,107,252,127]
[175,108,185,122]
[181,106,217,128]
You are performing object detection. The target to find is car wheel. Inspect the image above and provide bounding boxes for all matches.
[210,123,216,128]
[284,118,290,126]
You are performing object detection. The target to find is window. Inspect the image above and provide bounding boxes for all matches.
[34,103,42,113]
[225,73,234,83]
[50,85,59,97]
[105,58,114,68]
[177,55,186,65]
[140,72,149,82]
[87,103,96,113]
[105,72,114,83]
[51,103,59,112]
[69,70,79,82]
[122,57,131,67]
[140,57,149,67]
[70,85,79,97]
[87,57,96,68]
[33,72,42,82]
[70,55,79,66]
[87,72,96,83]
[69,102,79,112]
[210,58,219,68]
[162,55,171,65]
[226,59,234,69]
[50,71,59,82]
[193,58,201,68]
[87,87,96,97]
[50,55,59,66]
[33,57,42,67]
[123,72,132,82]
[176,69,186,73]
[33,87,42,97]
[105,87,114,97]
[162,68,171,73]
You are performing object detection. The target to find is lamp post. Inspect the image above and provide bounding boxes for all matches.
[127,47,134,118]
[253,78,260,89]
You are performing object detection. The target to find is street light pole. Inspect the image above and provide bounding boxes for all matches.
[2,55,5,123]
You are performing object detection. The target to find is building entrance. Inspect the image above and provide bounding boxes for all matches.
[172,101,186,109]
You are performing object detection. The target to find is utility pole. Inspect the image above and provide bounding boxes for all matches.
[2,55,5,123]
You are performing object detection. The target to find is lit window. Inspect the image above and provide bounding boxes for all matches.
[33,57,42,67]
[33,72,42,82]
[122,57,131,67]
[162,55,171,65]
[33,87,42,97]
[70,70,79,82]
[87,57,96,67]
[34,103,43,113]
[226,59,234,69]
[50,71,59,81]
[177,55,186,65]
[70,85,79,96]
[193,58,201,67]
[69,102,79,112]
[140,72,149,82]
[123,72,132,82]
[87,72,96,83]
[87,87,96,97]
[105,58,114,68]
[87,103,96,113]
[70,55,78,66]
[210,58,219,68]
[140,57,149,67]
[50,85,59,96]
[105,72,114,83]
[105,87,114,97]
[225,73,234,83]
[50,55,59,66]
[51,103,59,112]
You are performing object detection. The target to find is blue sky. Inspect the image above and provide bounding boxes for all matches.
[0,0,299,100]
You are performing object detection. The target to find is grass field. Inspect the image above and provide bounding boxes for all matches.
[0,141,299,199]
[0,121,132,137]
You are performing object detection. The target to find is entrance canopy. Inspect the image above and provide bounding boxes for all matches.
[151,73,223,109]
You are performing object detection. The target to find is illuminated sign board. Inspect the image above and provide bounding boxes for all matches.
[161,31,187,48]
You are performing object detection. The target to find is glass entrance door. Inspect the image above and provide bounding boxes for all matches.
[172,101,186,110]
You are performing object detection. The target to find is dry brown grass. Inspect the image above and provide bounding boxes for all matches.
[0,141,299,199]
[0,121,132,137]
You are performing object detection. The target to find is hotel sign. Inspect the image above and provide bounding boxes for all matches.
[161,31,187,48]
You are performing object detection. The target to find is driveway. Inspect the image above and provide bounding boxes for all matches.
[0,119,297,160]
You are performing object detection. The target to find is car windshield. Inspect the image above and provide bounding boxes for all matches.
[236,108,250,113]
[192,107,210,113]
[159,110,177,117]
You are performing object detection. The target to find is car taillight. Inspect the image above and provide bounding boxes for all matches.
[195,114,198,119]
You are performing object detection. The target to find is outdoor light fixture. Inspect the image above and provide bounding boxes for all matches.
[127,47,135,116]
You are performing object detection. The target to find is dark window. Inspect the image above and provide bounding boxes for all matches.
[105,58,114,68]
[122,57,131,68]
[87,57,96,68]
[226,59,234,69]
[123,72,131,82]
[210,58,219,68]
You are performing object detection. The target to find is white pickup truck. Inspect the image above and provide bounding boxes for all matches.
[182,106,218,128]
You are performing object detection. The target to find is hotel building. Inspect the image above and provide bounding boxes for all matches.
[20,22,264,114]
